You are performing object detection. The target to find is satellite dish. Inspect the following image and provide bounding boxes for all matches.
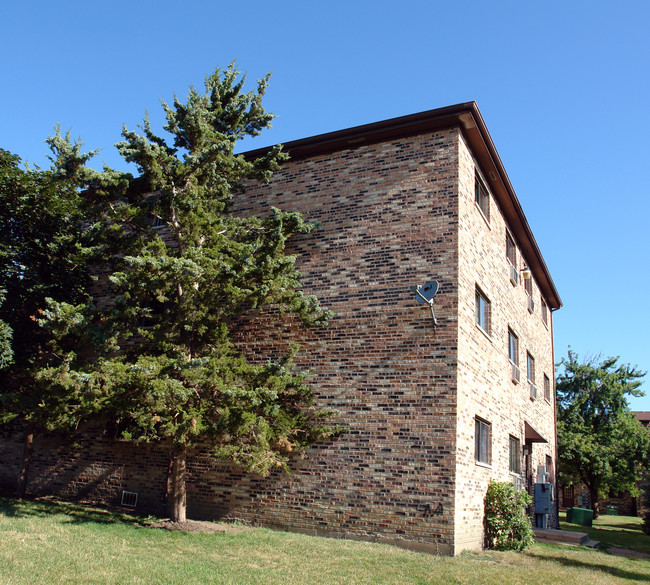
[410,280,440,329]
[413,280,439,304]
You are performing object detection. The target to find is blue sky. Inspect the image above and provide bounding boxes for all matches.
[2,0,649,409]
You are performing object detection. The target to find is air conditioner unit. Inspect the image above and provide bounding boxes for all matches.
[509,264,519,286]
[529,382,537,400]
[527,295,535,313]
[511,363,521,384]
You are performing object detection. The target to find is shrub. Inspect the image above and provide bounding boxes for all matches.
[484,481,534,551]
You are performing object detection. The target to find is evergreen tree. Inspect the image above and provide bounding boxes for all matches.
[43,64,338,522]
[0,288,12,370]
[0,146,107,496]
[556,350,650,517]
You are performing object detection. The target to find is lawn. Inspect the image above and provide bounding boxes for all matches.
[560,510,650,555]
[1,497,649,585]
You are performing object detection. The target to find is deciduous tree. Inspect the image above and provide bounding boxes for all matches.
[556,350,650,517]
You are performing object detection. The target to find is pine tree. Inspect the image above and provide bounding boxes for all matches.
[0,146,107,496]
[0,288,12,370]
[45,64,338,522]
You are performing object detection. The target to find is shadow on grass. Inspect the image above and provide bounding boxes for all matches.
[0,496,145,527]
[596,521,643,531]
[528,550,650,583]
[561,519,650,555]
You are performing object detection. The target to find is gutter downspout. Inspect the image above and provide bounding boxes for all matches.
[551,307,560,529]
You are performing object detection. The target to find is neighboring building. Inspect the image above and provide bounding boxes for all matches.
[0,102,561,555]
[634,411,650,429]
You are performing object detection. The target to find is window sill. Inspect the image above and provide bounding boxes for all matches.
[476,323,493,343]
[475,202,491,229]
[475,460,492,470]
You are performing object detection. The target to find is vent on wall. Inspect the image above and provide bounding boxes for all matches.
[121,491,139,508]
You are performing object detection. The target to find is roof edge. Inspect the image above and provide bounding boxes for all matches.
[243,103,562,310]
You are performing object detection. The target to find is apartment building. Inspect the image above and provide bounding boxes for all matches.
[0,102,561,554]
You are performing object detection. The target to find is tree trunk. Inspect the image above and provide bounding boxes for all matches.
[17,421,35,498]
[588,486,600,519]
[167,443,187,523]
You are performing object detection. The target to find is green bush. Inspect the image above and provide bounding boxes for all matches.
[484,481,534,551]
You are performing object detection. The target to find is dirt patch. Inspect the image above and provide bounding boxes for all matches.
[606,546,650,558]
[146,519,253,534]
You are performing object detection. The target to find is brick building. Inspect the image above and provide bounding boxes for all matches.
[0,102,561,555]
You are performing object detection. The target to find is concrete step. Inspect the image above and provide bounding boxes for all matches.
[534,528,600,548]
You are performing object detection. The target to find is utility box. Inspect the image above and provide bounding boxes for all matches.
[568,507,593,527]
[534,482,553,528]
[535,483,553,514]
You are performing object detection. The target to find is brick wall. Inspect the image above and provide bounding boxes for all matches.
[454,133,557,551]
[211,129,462,554]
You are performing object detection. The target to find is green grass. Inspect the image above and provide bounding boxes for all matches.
[560,510,650,554]
[1,497,649,585]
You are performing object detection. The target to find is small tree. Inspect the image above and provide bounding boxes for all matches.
[557,350,650,518]
[42,64,339,522]
[484,481,534,551]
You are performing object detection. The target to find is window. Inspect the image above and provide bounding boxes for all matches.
[546,455,554,483]
[523,273,535,312]
[508,329,520,383]
[524,273,533,296]
[527,353,537,399]
[475,287,491,334]
[475,174,489,220]
[506,233,517,267]
[475,418,491,465]
[527,353,535,383]
[509,436,521,474]
[506,233,518,285]
[508,329,519,365]
[541,298,548,326]
[544,374,551,402]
